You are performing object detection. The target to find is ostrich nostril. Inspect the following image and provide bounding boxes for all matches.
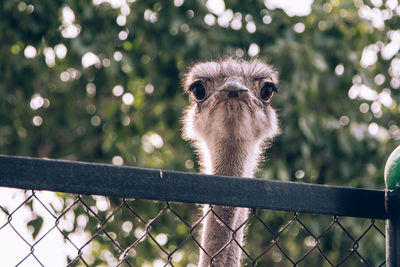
[228,91,239,98]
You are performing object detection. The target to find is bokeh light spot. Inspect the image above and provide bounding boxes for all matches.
[248,43,260,57]
[122,93,134,105]
[32,116,43,126]
[293,22,305,33]
[112,156,124,166]
[24,45,37,58]
[113,85,124,97]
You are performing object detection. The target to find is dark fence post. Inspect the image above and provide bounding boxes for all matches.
[385,145,400,266]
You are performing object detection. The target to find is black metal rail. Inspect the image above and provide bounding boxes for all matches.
[0,155,387,220]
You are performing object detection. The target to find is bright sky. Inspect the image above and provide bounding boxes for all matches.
[0,189,69,266]
[264,0,313,16]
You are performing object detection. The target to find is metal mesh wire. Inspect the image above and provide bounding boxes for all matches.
[0,189,386,267]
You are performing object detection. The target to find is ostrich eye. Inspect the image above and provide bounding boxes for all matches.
[260,82,276,102]
[189,82,206,101]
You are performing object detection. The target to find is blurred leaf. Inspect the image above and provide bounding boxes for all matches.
[27,216,44,240]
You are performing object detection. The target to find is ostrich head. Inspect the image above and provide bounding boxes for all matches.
[182,58,280,175]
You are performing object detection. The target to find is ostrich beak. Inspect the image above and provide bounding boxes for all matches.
[218,81,249,99]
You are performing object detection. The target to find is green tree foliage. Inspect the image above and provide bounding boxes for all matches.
[0,0,399,266]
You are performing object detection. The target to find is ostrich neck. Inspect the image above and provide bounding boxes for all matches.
[207,139,260,178]
[198,139,261,267]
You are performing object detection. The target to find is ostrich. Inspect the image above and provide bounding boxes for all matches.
[181,58,280,267]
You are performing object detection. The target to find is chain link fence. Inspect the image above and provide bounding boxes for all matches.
[0,188,386,267]
[0,156,391,266]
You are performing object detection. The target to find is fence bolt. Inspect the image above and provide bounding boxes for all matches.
[385,145,400,266]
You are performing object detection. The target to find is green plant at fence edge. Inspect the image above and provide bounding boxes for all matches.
[385,145,400,190]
